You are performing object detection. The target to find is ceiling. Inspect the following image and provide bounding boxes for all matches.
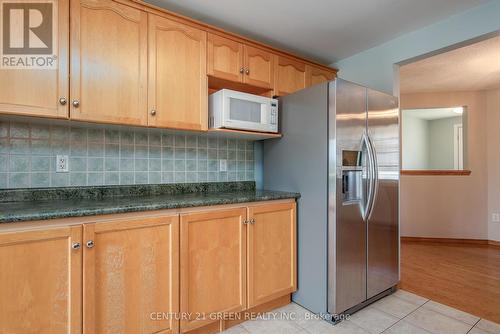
[144,0,487,64]
[400,35,500,94]
[403,107,464,120]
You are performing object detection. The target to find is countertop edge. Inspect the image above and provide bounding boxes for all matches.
[0,192,300,224]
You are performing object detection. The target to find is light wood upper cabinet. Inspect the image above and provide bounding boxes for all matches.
[148,14,207,131]
[83,215,179,334]
[0,0,69,118]
[70,0,148,125]
[208,33,244,82]
[243,45,274,89]
[0,226,82,334]
[247,202,296,308]
[274,56,307,96]
[306,64,336,87]
[207,34,273,90]
[180,208,247,332]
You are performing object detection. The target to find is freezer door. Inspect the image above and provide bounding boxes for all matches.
[328,79,368,314]
[366,89,400,299]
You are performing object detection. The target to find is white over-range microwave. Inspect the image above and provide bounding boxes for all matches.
[208,89,278,133]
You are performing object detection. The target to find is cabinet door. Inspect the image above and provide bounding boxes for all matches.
[0,0,69,118]
[274,56,307,96]
[208,33,243,82]
[180,208,247,332]
[243,45,274,89]
[306,65,335,87]
[148,14,207,131]
[70,0,148,125]
[83,215,179,334]
[0,226,82,334]
[247,202,296,308]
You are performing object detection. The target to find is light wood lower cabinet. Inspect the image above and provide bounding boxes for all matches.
[180,208,247,332]
[0,226,82,334]
[0,200,296,334]
[247,202,297,307]
[83,215,179,334]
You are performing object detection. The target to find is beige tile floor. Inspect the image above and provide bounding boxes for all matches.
[221,290,500,334]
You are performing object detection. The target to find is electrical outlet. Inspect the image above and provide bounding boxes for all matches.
[219,159,227,172]
[56,155,69,173]
[492,213,500,223]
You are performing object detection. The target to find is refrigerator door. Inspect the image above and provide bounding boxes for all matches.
[328,79,368,314]
[366,89,400,299]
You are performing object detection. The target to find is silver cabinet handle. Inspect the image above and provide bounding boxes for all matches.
[59,97,67,105]
[71,242,81,250]
[250,218,255,224]
[245,69,250,75]
[239,68,244,74]
[243,219,248,225]
[72,100,80,108]
[150,109,156,116]
[86,240,95,248]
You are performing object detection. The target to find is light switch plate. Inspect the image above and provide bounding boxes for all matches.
[56,155,69,173]
[493,213,500,223]
[219,159,227,172]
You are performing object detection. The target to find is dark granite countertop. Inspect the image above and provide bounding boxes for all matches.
[0,182,300,223]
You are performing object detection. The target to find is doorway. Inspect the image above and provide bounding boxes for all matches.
[397,33,500,323]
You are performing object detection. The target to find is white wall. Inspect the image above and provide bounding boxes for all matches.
[334,1,500,94]
[400,91,488,240]
[486,88,500,242]
[402,114,429,169]
[428,116,463,170]
[333,2,500,240]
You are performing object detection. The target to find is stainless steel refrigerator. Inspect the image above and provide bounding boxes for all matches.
[263,79,399,319]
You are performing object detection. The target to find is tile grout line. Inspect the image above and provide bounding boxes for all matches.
[381,299,431,333]
[466,318,482,334]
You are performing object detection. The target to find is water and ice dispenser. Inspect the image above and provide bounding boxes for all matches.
[341,150,363,203]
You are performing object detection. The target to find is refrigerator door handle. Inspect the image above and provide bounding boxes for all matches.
[362,133,375,221]
[366,134,379,220]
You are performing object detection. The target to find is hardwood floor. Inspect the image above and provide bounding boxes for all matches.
[400,240,500,323]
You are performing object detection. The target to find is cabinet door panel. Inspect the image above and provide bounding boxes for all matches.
[148,15,207,131]
[208,33,243,82]
[83,216,179,334]
[180,208,247,332]
[274,56,306,96]
[0,226,82,334]
[70,0,148,125]
[306,65,335,87]
[243,46,274,89]
[247,202,296,307]
[0,0,69,118]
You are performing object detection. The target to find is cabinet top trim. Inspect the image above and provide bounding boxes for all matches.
[124,0,337,74]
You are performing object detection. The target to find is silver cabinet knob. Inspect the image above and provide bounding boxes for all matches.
[250,218,255,224]
[72,100,80,108]
[86,240,95,248]
[59,97,67,105]
[239,67,244,74]
[150,109,156,116]
[245,69,250,75]
[71,242,81,250]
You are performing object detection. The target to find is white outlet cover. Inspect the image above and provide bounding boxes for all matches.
[219,159,227,172]
[56,155,69,173]
[493,213,500,223]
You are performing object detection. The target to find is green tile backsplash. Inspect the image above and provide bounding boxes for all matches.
[0,119,255,188]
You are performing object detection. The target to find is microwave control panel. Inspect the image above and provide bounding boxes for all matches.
[270,101,278,125]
